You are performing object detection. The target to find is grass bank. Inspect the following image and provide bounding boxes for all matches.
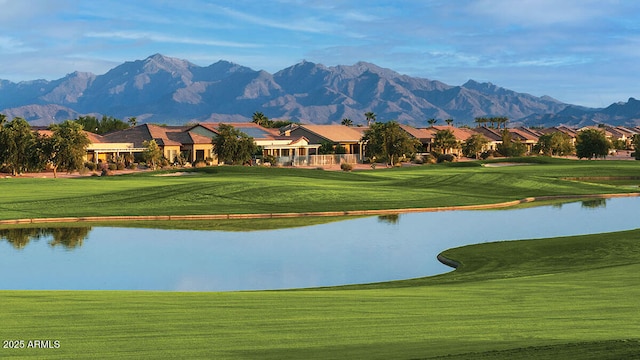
[1,228,639,359]
[1,158,638,222]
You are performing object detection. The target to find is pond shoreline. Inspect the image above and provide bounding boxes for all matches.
[2,192,638,225]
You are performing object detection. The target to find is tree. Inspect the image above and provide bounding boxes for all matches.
[364,111,376,126]
[74,115,129,134]
[43,121,91,178]
[341,118,353,126]
[0,117,38,175]
[496,129,527,157]
[462,133,489,159]
[575,128,611,159]
[633,134,640,160]
[318,141,335,155]
[128,117,137,127]
[534,131,574,156]
[445,118,454,126]
[213,124,257,165]
[427,118,438,127]
[474,117,488,128]
[142,139,163,169]
[251,112,269,126]
[432,129,459,155]
[362,120,419,166]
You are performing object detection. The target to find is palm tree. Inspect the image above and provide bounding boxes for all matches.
[474,117,488,128]
[128,117,137,127]
[427,118,438,127]
[252,111,269,126]
[445,118,454,126]
[364,111,376,126]
[341,118,353,126]
[499,116,509,129]
[433,129,459,154]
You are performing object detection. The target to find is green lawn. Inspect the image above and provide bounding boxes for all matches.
[1,157,638,221]
[1,158,639,359]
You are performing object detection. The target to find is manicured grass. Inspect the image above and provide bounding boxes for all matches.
[1,158,638,221]
[1,229,639,359]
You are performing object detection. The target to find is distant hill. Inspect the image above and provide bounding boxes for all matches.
[1,53,638,127]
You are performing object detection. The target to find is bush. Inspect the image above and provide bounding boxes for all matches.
[437,154,457,163]
[128,163,138,170]
[340,163,353,171]
[116,162,125,170]
[480,150,499,160]
[262,154,277,166]
[108,163,117,171]
[194,160,207,168]
[85,162,97,171]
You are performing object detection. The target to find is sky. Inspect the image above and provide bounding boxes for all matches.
[0,0,639,108]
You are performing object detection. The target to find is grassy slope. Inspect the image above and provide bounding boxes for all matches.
[1,229,640,359]
[1,158,639,221]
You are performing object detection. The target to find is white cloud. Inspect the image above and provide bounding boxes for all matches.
[85,31,262,48]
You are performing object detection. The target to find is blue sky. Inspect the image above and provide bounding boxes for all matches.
[0,0,638,108]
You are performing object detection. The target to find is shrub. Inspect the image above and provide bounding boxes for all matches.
[437,154,457,163]
[116,162,125,170]
[194,160,207,168]
[129,163,138,170]
[108,163,117,171]
[262,154,277,166]
[340,163,353,171]
[85,162,97,171]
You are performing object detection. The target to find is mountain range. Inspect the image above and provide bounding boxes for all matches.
[1,53,639,128]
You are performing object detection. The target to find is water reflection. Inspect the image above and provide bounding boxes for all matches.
[0,227,91,250]
[377,214,400,224]
[581,198,607,209]
[0,196,638,291]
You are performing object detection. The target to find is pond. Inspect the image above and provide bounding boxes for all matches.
[0,197,638,291]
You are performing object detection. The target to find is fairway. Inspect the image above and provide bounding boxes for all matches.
[1,158,640,359]
[1,158,639,221]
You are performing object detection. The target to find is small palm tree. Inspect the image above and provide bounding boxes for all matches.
[427,118,438,127]
[364,111,376,126]
[341,118,353,126]
[252,111,269,126]
[445,118,454,126]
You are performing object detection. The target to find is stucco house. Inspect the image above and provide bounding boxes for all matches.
[98,124,213,164]
[189,123,319,166]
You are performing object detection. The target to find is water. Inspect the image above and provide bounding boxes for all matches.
[1,197,638,291]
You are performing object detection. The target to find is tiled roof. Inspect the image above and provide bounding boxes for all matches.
[295,124,365,142]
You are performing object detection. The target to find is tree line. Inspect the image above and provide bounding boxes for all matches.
[0,115,90,177]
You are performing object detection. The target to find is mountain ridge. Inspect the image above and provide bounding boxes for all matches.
[1,54,639,127]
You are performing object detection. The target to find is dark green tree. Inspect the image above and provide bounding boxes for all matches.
[462,133,489,159]
[341,118,353,126]
[633,134,640,160]
[142,139,163,169]
[432,129,459,155]
[0,117,38,175]
[318,141,335,155]
[213,124,257,165]
[362,120,419,166]
[534,132,574,156]
[575,128,611,159]
[364,111,376,126]
[43,121,91,178]
[74,115,129,134]
[427,118,438,127]
[496,129,527,157]
[251,111,269,126]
